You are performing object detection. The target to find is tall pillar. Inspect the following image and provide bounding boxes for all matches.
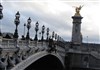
[71,6,83,45]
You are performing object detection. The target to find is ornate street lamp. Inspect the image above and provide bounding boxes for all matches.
[24,23,26,37]
[21,23,26,40]
[26,17,31,40]
[34,21,39,41]
[13,11,20,39]
[41,25,45,41]
[55,33,57,41]
[57,35,59,41]
[39,32,41,41]
[0,3,3,36]
[52,31,54,40]
[0,3,3,19]
[46,28,49,41]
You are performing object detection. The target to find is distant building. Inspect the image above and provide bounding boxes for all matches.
[2,32,13,39]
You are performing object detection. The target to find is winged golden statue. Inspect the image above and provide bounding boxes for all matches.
[74,5,83,16]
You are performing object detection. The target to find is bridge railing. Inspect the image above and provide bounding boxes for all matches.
[18,40,26,47]
[2,38,15,48]
[0,38,66,53]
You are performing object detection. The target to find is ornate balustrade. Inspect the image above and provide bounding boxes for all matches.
[1,38,14,48]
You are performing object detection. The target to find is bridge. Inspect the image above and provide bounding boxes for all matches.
[0,3,66,70]
[0,38,65,70]
[0,3,100,70]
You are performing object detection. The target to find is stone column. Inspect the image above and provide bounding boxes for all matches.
[71,15,83,45]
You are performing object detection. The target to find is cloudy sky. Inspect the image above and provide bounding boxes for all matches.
[0,0,100,43]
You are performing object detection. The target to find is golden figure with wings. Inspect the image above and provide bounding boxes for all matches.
[74,5,83,16]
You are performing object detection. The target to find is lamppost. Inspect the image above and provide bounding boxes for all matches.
[55,33,57,41]
[46,28,49,41]
[41,25,45,41]
[39,32,41,41]
[87,36,89,68]
[52,31,54,40]
[26,17,31,40]
[13,11,20,39]
[34,21,39,41]
[24,23,26,37]
[21,23,26,40]
[57,35,59,42]
[59,36,61,41]
[0,3,3,36]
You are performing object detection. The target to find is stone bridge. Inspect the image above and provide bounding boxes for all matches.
[0,3,66,70]
[0,3,100,70]
[0,38,66,70]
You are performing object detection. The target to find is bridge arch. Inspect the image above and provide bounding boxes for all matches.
[25,54,64,70]
[11,51,65,70]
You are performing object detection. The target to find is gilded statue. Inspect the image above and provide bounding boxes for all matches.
[74,5,83,16]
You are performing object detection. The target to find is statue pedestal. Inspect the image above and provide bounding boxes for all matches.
[71,15,83,46]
